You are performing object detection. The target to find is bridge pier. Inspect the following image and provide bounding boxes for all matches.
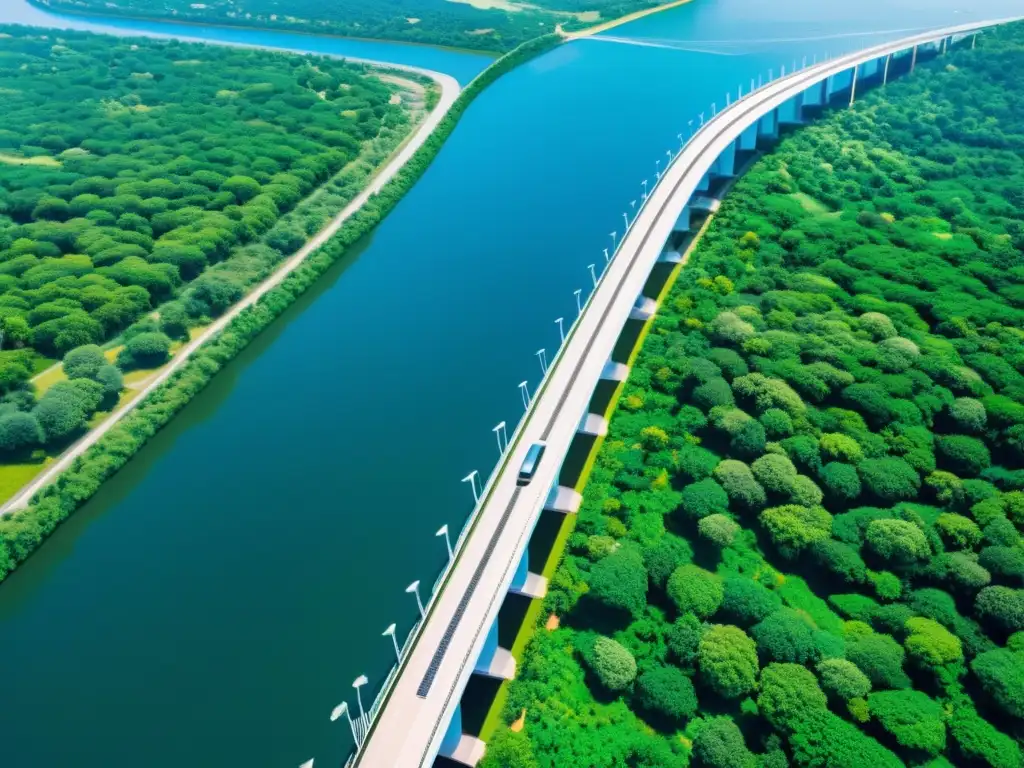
[439,705,487,767]
[696,172,711,192]
[629,295,658,321]
[545,485,582,514]
[757,108,778,141]
[671,205,691,233]
[778,92,803,124]
[578,412,609,437]
[601,360,630,380]
[509,548,547,599]
[712,140,737,177]
[738,121,759,151]
[658,250,683,265]
[474,617,515,680]
[802,79,827,107]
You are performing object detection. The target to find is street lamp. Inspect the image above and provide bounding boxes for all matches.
[461,471,480,503]
[518,380,530,410]
[574,289,582,315]
[406,580,425,618]
[536,348,548,375]
[436,525,453,560]
[610,231,617,250]
[726,91,731,106]
[688,118,694,137]
[711,102,717,117]
[655,158,661,178]
[603,247,610,263]
[555,317,565,343]
[331,701,358,745]
[383,623,401,662]
[666,149,672,166]
[588,263,597,287]
[641,178,648,200]
[493,421,507,454]
[622,211,629,231]
[677,132,684,151]
[353,675,369,722]
[699,111,705,126]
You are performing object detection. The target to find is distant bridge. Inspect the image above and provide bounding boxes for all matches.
[339,16,1022,768]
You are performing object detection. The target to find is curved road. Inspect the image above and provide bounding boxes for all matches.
[1,60,460,514]
[351,15,1022,767]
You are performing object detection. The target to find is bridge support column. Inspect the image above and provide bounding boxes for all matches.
[509,548,547,599]
[629,295,658,322]
[601,360,630,380]
[738,121,759,151]
[882,53,891,85]
[439,705,487,767]
[778,92,803,124]
[910,44,918,73]
[801,80,826,107]
[578,412,609,437]
[713,140,736,177]
[696,173,711,192]
[860,57,880,78]
[671,205,691,233]
[474,617,515,680]
[757,109,778,141]
[545,485,582,514]
[849,64,859,106]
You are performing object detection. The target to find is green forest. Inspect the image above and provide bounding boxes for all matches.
[29,0,664,53]
[0,27,411,460]
[481,25,1024,768]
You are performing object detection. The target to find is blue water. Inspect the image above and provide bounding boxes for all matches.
[0,1,1017,766]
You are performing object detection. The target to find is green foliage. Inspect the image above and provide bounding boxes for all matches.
[752,609,820,664]
[116,331,172,370]
[757,662,827,731]
[713,460,767,509]
[948,703,1023,768]
[903,617,963,673]
[635,664,698,722]
[975,586,1024,634]
[859,458,922,502]
[821,461,862,502]
[667,614,702,669]
[788,709,905,768]
[643,533,693,589]
[867,689,946,756]
[698,514,740,547]
[32,379,102,442]
[0,411,43,453]
[970,648,1024,719]
[979,545,1024,582]
[62,345,106,380]
[698,624,759,699]
[935,513,982,550]
[760,504,832,557]
[865,519,931,565]
[817,658,871,700]
[691,716,756,768]
[846,631,911,690]
[587,547,648,620]
[667,564,723,618]
[588,635,637,692]
[478,728,537,768]
[936,435,991,477]
[719,576,782,626]
[679,478,730,520]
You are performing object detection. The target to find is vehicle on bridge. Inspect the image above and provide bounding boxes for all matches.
[517,441,547,485]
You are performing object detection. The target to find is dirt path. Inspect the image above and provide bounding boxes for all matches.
[1,61,460,515]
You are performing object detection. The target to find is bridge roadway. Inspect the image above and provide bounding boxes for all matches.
[352,16,1021,767]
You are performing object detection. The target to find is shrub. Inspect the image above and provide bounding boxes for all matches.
[158,302,191,340]
[667,564,723,618]
[95,364,124,399]
[691,716,756,768]
[698,514,740,548]
[478,729,537,768]
[867,689,946,756]
[713,460,767,509]
[936,435,991,478]
[643,534,692,589]
[694,378,735,410]
[820,462,862,502]
[975,586,1024,633]
[970,649,1024,719]
[760,504,832,557]
[846,632,911,689]
[904,617,963,672]
[790,475,824,507]
[0,411,43,453]
[730,418,766,457]
[759,408,793,438]
[757,662,827,731]
[935,513,982,550]
[820,433,864,464]
[698,624,759,699]
[677,444,721,482]
[817,658,871,700]
[949,397,987,433]
[859,457,921,502]
[979,546,1024,583]
[752,609,819,664]
[949,704,1023,768]
[929,552,992,592]
[751,453,797,494]
[865,518,930,565]
[860,312,897,339]
[32,379,103,443]
[116,331,172,370]
[679,478,729,520]
[812,539,867,584]
[62,344,106,380]
[719,576,781,626]
[635,664,698,722]
[788,709,904,768]
[587,547,648,619]
[667,613,702,669]
[983,517,1020,547]
[589,636,637,691]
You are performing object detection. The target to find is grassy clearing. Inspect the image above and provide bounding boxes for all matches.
[0,152,60,167]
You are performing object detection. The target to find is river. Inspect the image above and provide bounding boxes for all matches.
[0,1,1017,766]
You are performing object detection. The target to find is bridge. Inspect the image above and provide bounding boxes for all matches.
[341,16,1021,768]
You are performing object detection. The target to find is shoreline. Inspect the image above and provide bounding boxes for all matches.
[568,0,696,38]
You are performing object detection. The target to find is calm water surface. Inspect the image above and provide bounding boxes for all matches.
[0,0,1017,766]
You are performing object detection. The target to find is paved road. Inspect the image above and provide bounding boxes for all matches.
[1,61,460,515]
[351,16,1021,767]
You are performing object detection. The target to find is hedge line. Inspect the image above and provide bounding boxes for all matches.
[0,33,563,582]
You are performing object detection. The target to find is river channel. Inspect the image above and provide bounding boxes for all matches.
[0,0,1018,766]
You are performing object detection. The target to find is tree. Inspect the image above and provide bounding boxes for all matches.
[949,704,1023,768]
[812,538,867,584]
[679,478,729,520]
[694,377,736,410]
[949,397,987,433]
[62,344,106,380]
[95,365,124,400]
[975,586,1024,634]
[220,174,262,203]
[713,460,767,509]
[935,513,982,550]
[159,302,191,340]
[821,461,862,502]
[588,636,637,691]
[0,412,43,453]
[751,453,798,494]
[32,379,102,443]
[865,518,931,565]
[635,664,698,722]
[820,433,864,463]
[788,709,904,768]
[698,624,759,699]
[979,546,1024,583]
[588,548,648,620]
[970,649,1024,719]
[691,716,756,768]
[867,689,946,756]
[117,331,172,370]
[478,728,537,768]
[719,575,781,626]
[667,614,702,669]
[904,617,963,675]
[757,662,827,731]
[817,658,871,700]
[846,632,911,689]
[698,514,740,548]
[643,534,692,589]
[859,457,921,502]
[936,435,991,477]
[667,564,723,618]
[760,504,832,557]
[752,609,820,664]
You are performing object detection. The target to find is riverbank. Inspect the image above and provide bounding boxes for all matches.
[0,33,562,582]
[568,0,698,38]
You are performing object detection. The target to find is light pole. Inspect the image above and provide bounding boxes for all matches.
[758,73,763,88]
[406,580,425,618]
[750,77,755,93]
[622,211,629,231]
[383,623,401,662]
[666,149,672,167]
[331,701,358,745]
[535,348,547,375]
[493,421,507,454]
[353,675,369,723]
[588,263,597,287]
[574,289,582,315]
[462,471,480,503]
[655,158,661,178]
[677,133,683,151]
[603,247,610,263]
[768,68,773,81]
[726,91,731,106]
[711,102,717,117]
[641,178,648,200]
[555,317,565,343]
[688,118,694,137]
[518,380,530,410]
[699,111,705,126]
[610,231,617,250]
[436,525,453,560]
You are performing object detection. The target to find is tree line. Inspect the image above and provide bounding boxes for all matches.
[481,23,1024,768]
